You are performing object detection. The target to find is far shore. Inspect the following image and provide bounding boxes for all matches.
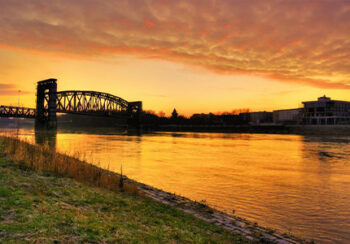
[153,124,350,136]
[2,117,350,137]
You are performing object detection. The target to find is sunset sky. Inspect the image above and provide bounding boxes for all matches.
[0,0,350,116]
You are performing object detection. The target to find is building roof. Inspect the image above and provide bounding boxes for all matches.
[273,108,302,112]
[302,95,350,104]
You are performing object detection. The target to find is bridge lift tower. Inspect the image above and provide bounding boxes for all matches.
[36,78,58,129]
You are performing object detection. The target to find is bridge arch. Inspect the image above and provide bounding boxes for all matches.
[48,90,129,115]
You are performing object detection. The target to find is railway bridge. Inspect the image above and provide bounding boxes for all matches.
[0,79,142,129]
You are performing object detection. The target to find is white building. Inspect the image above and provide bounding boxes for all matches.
[273,108,302,124]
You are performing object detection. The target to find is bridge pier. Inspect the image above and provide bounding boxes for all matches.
[35,79,57,129]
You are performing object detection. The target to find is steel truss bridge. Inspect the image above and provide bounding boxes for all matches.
[0,79,142,128]
[54,90,128,115]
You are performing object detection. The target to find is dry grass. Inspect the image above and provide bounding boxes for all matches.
[0,136,138,195]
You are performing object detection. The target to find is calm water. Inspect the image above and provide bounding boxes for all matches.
[3,128,350,243]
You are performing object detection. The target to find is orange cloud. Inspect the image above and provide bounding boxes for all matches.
[0,83,30,96]
[145,19,156,28]
[0,0,350,89]
[0,84,16,89]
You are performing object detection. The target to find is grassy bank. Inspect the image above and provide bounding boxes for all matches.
[0,137,246,243]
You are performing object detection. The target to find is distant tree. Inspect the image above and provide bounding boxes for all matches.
[144,110,157,115]
[213,108,251,115]
[158,111,166,117]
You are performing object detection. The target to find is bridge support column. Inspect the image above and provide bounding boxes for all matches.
[35,79,57,129]
[127,101,143,131]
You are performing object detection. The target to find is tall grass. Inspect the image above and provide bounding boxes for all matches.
[0,136,138,194]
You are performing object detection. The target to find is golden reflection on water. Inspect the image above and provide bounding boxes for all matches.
[5,129,350,243]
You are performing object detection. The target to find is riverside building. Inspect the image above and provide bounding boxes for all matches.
[302,96,350,125]
[273,108,302,124]
[239,111,273,124]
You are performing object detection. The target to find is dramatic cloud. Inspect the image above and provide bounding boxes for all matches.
[0,0,350,89]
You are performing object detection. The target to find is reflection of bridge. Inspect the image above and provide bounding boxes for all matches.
[0,79,142,128]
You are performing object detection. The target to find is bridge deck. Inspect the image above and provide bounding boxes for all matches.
[0,106,133,119]
[0,106,36,119]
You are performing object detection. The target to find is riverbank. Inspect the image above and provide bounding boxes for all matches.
[0,136,306,243]
[0,140,244,243]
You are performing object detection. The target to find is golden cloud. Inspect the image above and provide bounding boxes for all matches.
[0,0,350,89]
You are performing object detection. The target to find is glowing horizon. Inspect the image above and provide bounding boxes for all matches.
[1,0,350,116]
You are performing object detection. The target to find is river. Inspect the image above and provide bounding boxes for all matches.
[2,127,350,243]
